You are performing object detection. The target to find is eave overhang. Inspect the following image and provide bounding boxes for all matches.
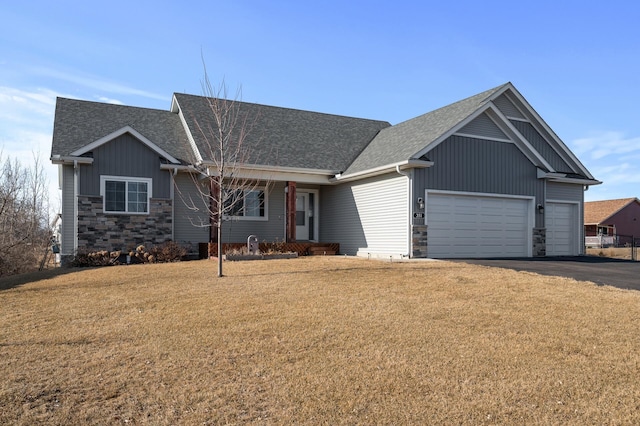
[201,162,339,184]
[330,159,434,183]
[537,168,602,186]
[50,155,94,165]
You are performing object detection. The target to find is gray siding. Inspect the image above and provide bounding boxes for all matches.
[493,94,526,119]
[457,113,509,140]
[546,182,584,202]
[510,120,574,173]
[415,135,545,227]
[173,173,210,246]
[79,133,171,198]
[61,165,76,255]
[321,173,409,256]
[221,182,286,243]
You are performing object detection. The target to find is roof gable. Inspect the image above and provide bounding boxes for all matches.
[51,98,193,164]
[70,126,179,164]
[584,198,640,225]
[343,84,509,175]
[343,83,598,183]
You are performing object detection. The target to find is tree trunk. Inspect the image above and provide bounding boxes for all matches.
[217,224,223,277]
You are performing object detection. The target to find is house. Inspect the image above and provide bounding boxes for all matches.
[50,82,600,261]
[584,198,640,247]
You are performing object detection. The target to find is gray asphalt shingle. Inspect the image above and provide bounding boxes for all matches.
[51,98,193,163]
[173,93,390,172]
[343,84,508,175]
[51,84,513,175]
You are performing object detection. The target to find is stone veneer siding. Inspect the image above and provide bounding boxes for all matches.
[412,225,428,258]
[77,195,173,252]
[532,228,546,257]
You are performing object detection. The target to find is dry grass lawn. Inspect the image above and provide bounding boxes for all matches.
[1,257,639,425]
[586,247,637,260]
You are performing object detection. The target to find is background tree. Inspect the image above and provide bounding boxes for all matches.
[0,151,52,276]
[178,70,268,277]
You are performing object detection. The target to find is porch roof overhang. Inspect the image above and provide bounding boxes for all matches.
[200,162,338,184]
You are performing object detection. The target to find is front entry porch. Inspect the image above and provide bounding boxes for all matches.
[207,241,339,257]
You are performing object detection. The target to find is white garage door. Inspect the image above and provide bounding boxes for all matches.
[426,192,531,258]
[546,202,578,256]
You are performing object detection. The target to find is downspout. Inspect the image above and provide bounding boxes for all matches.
[170,168,178,242]
[73,160,79,254]
[396,165,412,258]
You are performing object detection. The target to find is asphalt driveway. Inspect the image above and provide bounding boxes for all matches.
[453,256,640,291]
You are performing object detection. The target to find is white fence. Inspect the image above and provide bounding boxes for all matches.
[585,235,615,248]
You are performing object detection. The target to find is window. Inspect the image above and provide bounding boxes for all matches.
[223,188,267,220]
[100,176,152,214]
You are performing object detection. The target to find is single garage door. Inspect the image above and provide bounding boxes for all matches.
[546,202,578,256]
[426,192,531,258]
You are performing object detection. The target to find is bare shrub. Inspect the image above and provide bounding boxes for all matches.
[149,241,188,263]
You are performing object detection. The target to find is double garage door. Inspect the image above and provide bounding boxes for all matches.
[426,193,580,258]
[426,192,532,258]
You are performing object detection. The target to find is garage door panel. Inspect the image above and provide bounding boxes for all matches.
[427,193,531,258]
[546,202,578,256]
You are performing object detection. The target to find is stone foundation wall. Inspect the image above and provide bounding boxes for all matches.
[412,225,428,258]
[77,195,173,252]
[533,228,546,257]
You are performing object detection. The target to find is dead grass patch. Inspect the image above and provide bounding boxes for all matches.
[586,247,636,260]
[1,258,640,424]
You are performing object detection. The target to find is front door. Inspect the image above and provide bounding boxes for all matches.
[296,191,315,241]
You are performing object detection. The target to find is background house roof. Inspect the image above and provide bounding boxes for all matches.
[342,83,509,175]
[173,93,390,172]
[584,198,640,224]
[51,98,193,163]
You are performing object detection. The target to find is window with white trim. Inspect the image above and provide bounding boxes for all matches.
[223,188,267,220]
[100,176,152,214]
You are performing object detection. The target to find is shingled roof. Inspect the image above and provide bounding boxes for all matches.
[173,93,390,172]
[584,198,640,225]
[343,84,509,175]
[51,98,193,163]
[51,83,598,184]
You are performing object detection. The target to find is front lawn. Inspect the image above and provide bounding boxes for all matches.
[1,258,639,424]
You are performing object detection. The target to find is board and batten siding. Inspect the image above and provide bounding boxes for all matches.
[321,173,409,257]
[509,120,574,174]
[173,173,210,246]
[60,164,76,255]
[79,133,171,198]
[457,113,509,140]
[414,135,545,227]
[493,94,526,119]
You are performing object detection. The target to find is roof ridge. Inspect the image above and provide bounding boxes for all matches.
[172,92,391,125]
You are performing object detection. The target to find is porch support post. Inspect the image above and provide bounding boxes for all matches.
[286,181,296,242]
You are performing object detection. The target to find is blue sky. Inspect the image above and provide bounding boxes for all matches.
[1,0,639,206]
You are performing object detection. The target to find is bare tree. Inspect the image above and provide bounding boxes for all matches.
[178,69,268,277]
[0,151,52,276]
